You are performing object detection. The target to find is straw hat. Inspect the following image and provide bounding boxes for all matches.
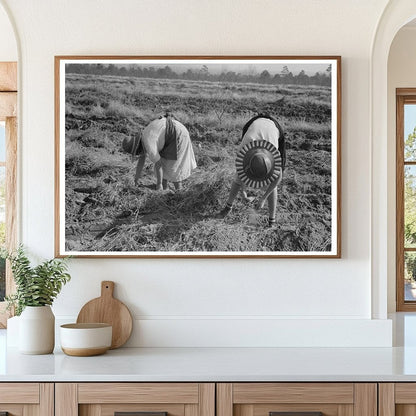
[122,134,142,159]
[236,140,281,188]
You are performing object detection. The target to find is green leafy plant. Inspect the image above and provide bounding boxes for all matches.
[4,246,71,316]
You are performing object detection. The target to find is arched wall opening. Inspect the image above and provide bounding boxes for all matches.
[387,19,416,313]
[0,0,19,327]
[371,0,416,319]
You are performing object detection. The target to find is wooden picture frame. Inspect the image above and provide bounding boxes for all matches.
[55,56,341,258]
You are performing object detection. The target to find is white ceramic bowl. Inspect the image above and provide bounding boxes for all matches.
[60,323,112,356]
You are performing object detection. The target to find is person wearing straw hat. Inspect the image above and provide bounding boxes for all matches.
[217,115,286,226]
[122,114,197,191]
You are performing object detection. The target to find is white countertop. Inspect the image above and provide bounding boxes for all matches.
[2,345,416,382]
[2,313,416,382]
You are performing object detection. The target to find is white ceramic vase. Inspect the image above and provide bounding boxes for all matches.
[19,306,55,354]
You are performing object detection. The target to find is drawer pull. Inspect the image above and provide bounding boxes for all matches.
[270,413,323,416]
[115,413,168,416]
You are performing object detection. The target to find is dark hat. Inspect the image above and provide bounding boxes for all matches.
[122,133,142,160]
[236,140,282,188]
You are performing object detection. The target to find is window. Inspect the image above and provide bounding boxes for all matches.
[396,89,416,311]
[0,62,17,326]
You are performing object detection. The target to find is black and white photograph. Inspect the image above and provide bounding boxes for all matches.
[55,56,341,257]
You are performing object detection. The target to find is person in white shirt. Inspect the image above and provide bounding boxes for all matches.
[123,114,197,190]
[218,115,286,227]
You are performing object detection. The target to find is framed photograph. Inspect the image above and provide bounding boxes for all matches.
[55,56,341,258]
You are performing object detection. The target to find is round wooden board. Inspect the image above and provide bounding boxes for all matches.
[76,281,133,349]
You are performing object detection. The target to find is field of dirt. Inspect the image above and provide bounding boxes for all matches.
[64,74,333,253]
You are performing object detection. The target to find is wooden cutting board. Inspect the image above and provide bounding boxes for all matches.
[76,281,133,349]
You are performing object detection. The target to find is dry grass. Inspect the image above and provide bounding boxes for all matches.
[64,73,333,253]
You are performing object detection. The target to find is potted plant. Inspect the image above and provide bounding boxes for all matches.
[4,246,71,354]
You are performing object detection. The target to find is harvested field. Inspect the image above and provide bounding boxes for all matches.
[63,71,334,254]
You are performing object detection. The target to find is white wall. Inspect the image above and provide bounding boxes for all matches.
[0,0,393,347]
[387,26,416,312]
[0,3,16,61]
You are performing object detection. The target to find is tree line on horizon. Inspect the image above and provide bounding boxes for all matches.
[66,63,332,87]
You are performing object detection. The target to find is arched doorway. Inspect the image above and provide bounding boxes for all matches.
[371,1,416,319]
[0,0,18,327]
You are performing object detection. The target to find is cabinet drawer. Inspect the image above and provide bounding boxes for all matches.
[56,383,215,416]
[78,383,200,404]
[217,383,376,416]
[0,383,53,415]
[0,383,39,403]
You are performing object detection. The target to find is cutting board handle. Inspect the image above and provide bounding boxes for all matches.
[101,281,115,298]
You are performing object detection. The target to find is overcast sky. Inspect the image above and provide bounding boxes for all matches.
[125,63,330,76]
[66,59,332,77]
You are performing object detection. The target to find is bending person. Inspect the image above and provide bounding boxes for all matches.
[123,114,197,190]
[218,114,286,226]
